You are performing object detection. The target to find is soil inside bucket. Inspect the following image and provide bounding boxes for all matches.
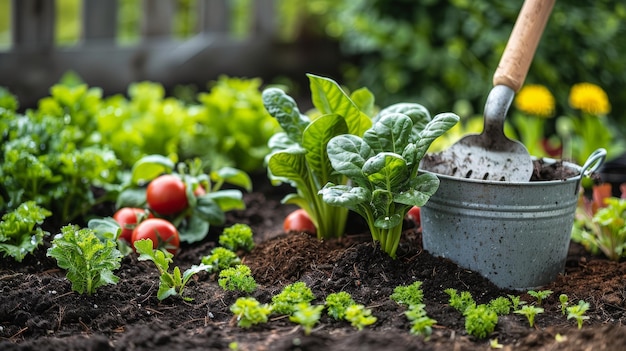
[421,153,580,181]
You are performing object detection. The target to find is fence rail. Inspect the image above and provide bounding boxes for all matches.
[0,0,341,108]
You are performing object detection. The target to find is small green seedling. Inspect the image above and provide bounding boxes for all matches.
[445,288,476,314]
[271,281,316,315]
[201,247,241,273]
[135,239,210,300]
[566,300,590,329]
[47,224,122,295]
[514,305,544,327]
[390,281,424,306]
[404,303,437,339]
[464,304,498,339]
[289,303,324,335]
[230,297,272,328]
[488,296,512,316]
[508,294,527,311]
[218,264,257,293]
[219,223,255,252]
[527,290,553,306]
[559,294,569,315]
[345,304,377,330]
[489,338,504,349]
[325,291,356,320]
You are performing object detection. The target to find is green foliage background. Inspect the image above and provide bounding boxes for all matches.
[302,0,626,134]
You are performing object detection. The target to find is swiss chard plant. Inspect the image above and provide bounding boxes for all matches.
[262,73,373,239]
[319,110,458,257]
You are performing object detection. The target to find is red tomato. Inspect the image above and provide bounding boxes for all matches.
[407,206,421,227]
[146,174,188,215]
[283,209,316,234]
[113,207,151,242]
[131,218,180,255]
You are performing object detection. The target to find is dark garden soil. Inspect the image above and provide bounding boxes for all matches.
[1,173,625,351]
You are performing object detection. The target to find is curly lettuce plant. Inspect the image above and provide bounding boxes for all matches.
[263,74,373,239]
[319,110,458,257]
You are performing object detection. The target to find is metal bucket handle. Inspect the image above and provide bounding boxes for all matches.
[574,148,607,194]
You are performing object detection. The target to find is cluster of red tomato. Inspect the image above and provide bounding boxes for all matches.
[113,174,192,255]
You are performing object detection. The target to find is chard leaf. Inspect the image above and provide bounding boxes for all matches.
[267,132,298,153]
[362,153,409,192]
[262,88,310,142]
[267,150,308,188]
[375,103,431,139]
[307,74,371,136]
[414,112,460,161]
[394,173,440,207]
[302,113,348,187]
[319,184,370,208]
[363,113,412,154]
[350,87,375,117]
[326,135,373,186]
[370,189,394,223]
[374,213,403,230]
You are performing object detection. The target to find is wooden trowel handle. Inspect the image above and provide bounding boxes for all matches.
[493,0,555,91]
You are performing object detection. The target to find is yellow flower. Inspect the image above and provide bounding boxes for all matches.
[514,85,555,118]
[568,83,611,115]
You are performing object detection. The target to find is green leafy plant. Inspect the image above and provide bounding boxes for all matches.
[325,291,356,320]
[289,303,324,335]
[527,290,553,307]
[514,305,544,328]
[0,201,52,262]
[572,196,626,261]
[566,300,590,329]
[219,223,255,252]
[344,304,377,331]
[134,239,210,300]
[390,281,424,307]
[320,110,458,257]
[262,73,373,239]
[201,247,241,273]
[404,303,437,339]
[230,297,273,328]
[218,265,257,293]
[117,155,250,243]
[559,294,569,315]
[445,288,476,314]
[47,225,122,295]
[0,104,120,225]
[271,281,316,315]
[508,294,527,311]
[464,304,498,339]
[487,297,512,316]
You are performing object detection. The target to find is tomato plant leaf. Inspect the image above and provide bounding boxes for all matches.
[131,154,176,184]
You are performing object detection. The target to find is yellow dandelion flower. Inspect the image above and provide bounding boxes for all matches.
[568,83,611,115]
[514,85,555,118]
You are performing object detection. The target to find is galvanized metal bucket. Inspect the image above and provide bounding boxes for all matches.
[419,149,606,290]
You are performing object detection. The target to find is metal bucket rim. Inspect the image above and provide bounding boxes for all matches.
[418,148,606,187]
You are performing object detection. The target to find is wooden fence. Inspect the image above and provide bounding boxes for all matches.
[0,0,342,108]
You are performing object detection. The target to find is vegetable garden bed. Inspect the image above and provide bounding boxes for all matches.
[1,174,625,351]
